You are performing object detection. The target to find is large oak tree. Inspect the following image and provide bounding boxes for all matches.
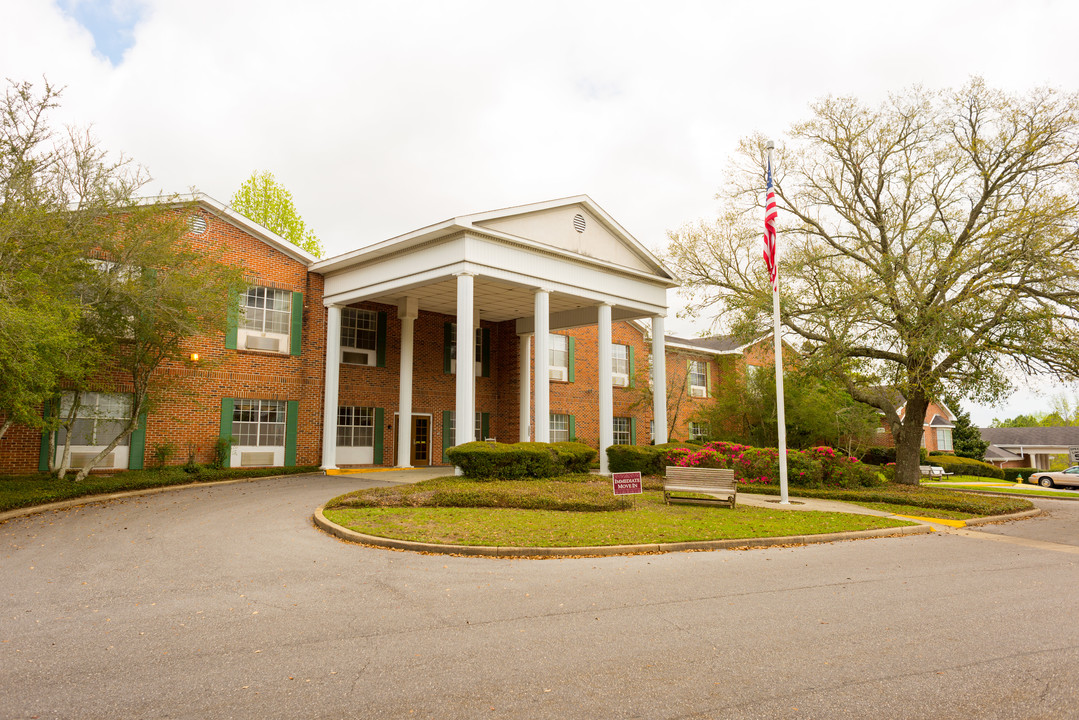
[668,80,1079,484]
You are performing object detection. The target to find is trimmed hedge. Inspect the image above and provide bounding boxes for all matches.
[445,441,597,479]
[928,454,1004,479]
[1002,468,1031,483]
[606,442,702,476]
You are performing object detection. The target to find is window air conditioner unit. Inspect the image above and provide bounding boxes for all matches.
[550,367,567,382]
[342,350,371,366]
[690,385,707,398]
[246,335,281,352]
[612,374,629,387]
[240,451,275,467]
[72,452,115,468]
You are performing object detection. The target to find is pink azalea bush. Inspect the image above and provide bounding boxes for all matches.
[664,442,881,488]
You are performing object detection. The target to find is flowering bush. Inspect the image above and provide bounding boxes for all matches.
[665,441,882,488]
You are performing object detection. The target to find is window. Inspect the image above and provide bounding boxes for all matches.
[650,420,655,443]
[613,417,631,445]
[550,413,570,442]
[550,335,568,381]
[341,308,377,352]
[58,392,131,448]
[936,428,953,452]
[337,407,374,447]
[236,286,294,353]
[241,287,291,334]
[689,360,708,397]
[689,422,710,442]
[446,412,484,441]
[232,399,286,447]
[447,324,485,376]
[612,344,630,386]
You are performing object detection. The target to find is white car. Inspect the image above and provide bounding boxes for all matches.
[1030,466,1079,488]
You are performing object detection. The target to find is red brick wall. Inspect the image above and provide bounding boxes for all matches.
[663,348,728,441]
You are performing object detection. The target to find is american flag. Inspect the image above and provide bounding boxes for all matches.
[763,155,778,290]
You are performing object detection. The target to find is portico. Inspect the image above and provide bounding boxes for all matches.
[310,196,678,474]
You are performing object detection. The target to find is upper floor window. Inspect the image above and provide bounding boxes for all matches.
[612,344,630,387]
[550,335,569,381]
[341,308,378,366]
[689,422,710,442]
[447,323,485,376]
[689,360,708,397]
[237,286,293,354]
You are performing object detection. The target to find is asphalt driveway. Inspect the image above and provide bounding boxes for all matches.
[3,473,1078,719]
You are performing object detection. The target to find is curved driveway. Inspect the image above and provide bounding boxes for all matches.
[3,474,1079,719]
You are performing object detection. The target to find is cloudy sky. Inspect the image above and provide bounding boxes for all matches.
[4,0,1078,423]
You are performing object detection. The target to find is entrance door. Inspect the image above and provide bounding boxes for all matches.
[411,416,430,466]
[394,414,431,467]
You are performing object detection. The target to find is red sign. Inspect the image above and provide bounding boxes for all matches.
[612,471,643,496]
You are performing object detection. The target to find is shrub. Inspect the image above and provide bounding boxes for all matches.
[929,455,1004,479]
[446,441,594,479]
[151,442,175,470]
[1002,468,1031,483]
[667,441,882,488]
[607,442,702,476]
[861,447,896,465]
[211,436,232,469]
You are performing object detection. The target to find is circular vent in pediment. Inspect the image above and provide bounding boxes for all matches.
[573,213,586,233]
[189,214,208,235]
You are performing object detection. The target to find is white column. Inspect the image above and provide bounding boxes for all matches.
[652,315,668,444]
[454,273,476,449]
[396,297,418,468]
[320,305,342,470]
[597,303,613,474]
[519,333,532,441]
[533,289,550,442]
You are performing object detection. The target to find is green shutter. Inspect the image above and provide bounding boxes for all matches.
[442,410,454,454]
[373,407,385,464]
[444,322,453,373]
[289,291,303,356]
[128,408,148,470]
[38,398,54,473]
[687,359,693,392]
[630,417,637,446]
[628,346,635,388]
[225,292,240,349]
[706,360,712,394]
[567,415,576,442]
[284,400,299,466]
[375,312,387,367]
[567,337,576,382]
[481,412,490,440]
[219,397,234,468]
[481,327,491,378]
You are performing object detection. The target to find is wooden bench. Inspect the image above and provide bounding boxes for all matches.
[663,466,737,508]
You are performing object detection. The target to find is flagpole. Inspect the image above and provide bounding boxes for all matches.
[766,140,790,504]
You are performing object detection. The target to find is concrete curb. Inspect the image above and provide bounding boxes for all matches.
[943,487,1079,502]
[313,505,935,558]
[964,508,1044,526]
[0,472,321,524]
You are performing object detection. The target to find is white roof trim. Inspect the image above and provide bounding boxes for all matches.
[311,195,680,285]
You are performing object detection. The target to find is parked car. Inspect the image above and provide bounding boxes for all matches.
[1029,466,1079,488]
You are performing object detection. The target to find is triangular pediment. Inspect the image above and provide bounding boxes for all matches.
[471,202,659,275]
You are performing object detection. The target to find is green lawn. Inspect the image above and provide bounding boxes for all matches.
[0,466,319,513]
[323,476,917,547]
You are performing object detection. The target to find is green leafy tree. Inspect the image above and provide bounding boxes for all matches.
[697,366,879,454]
[943,394,990,460]
[230,170,323,257]
[668,79,1079,485]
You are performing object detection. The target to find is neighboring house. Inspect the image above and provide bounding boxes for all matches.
[0,194,683,476]
[868,391,957,452]
[978,427,1079,470]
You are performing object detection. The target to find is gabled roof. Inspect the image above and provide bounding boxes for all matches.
[108,193,319,266]
[664,334,769,355]
[984,444,1024,462]
[928,414,954,428]
[979,426,1079,448]
[311,195,679,285]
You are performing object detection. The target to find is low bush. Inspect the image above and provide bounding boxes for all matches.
[1002,468,1031,483]
[929,454,1004,479]
[446,441,597,479]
